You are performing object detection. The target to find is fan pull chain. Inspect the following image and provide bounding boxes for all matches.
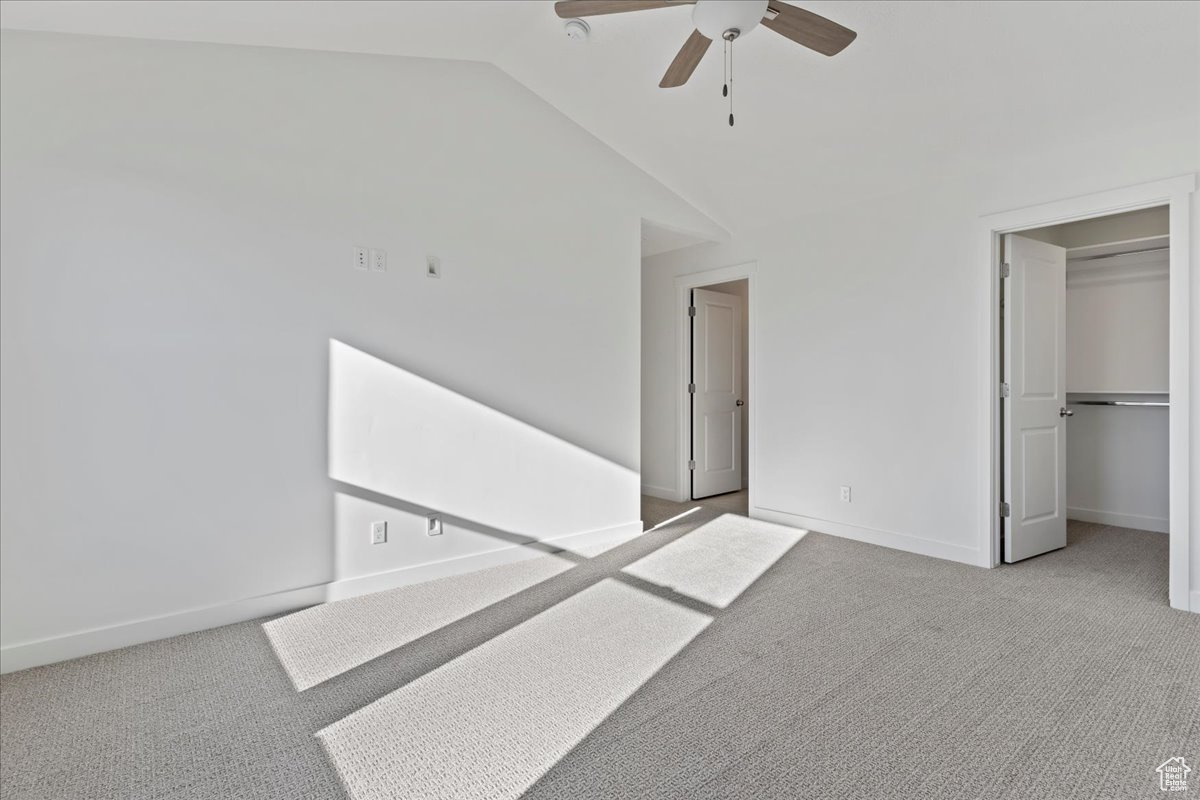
[728,37,734,127]
[721,36,735,127]
[722,38,729,98]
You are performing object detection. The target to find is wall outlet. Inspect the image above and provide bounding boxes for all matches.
[370,248,387,272]
[426,514,443,536]
[426,255,441,278]
[839,485,852,503]
[370,521,387,544]
[353,246,369,271]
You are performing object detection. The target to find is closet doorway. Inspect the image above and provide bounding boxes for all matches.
[979,175,1194,610]
[1000,208,1169,562]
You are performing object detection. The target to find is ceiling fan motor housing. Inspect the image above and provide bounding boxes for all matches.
[692,0,770,41]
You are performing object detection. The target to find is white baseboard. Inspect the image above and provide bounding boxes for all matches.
[1067,507,1168,534]
[640,484,680,501]
[752,505,980,566]
[0,521,643,675]
[325,521,644,602]
[0,583,328,675]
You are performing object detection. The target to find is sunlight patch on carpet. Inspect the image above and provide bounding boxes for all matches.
[264,554,576,691]
[316,578,710,800]
[621,513,805,608]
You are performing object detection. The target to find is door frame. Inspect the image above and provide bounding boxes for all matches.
[976,174,1196,611]
[674,262,757,504]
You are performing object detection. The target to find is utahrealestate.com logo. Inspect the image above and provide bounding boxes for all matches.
[1158,758,1192,792]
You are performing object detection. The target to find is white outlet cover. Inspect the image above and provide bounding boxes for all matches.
[839,486,852,502]
[426,514,443,536]
[353,246,368,271]
[370,248,386,272]
[371,521,387,544]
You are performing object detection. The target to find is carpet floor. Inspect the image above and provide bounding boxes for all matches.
[641,489,749,530]
[1,513,1196,800]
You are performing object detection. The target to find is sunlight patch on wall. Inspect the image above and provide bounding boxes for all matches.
[328,340,640,551]
[316,578,710,800]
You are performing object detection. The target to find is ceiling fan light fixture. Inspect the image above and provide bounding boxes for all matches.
[553,0,858,100]
[692,0,769,42]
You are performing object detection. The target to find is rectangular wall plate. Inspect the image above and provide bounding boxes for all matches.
[370,248,386,273]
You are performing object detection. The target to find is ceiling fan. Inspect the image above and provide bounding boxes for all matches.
[553,0,856,124]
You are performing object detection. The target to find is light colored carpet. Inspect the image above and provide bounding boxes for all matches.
[1,516,1197,800]
[319,579,710,800]
[641,489,749,530]
[264,553,575,691]
[622,513,802,608]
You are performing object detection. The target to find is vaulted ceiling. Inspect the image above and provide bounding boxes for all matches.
[3,1,1197,235]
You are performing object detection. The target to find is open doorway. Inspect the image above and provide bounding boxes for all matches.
[639,220,755,530]
[1000,207,1169,563]
[641,268,753,530]
[979,173,1195,606]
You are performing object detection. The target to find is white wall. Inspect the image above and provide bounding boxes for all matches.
[1063,244,1170,533]
[0,30,722,670]
[1066,400,1169,534]
[642,114,1199,578]
[1192,191,1200,612]
[640,257,680,498]
[1067,252,1169,394]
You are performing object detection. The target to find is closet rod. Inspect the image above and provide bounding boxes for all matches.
[1068,246,1168,262]
[1069,400,1168,408]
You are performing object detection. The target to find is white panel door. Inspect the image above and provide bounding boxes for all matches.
[1004,234,1068,562]
[691,288,743,499]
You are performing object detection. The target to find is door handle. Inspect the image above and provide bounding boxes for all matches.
[736,399,745,407]
[1059,407,1074,418]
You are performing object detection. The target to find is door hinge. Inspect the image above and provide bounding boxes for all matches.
[688,459,696,470]
[999,501,1011,518]
[1000,262,1011,279]
[688,382,696,394]
[1000,382,1010,398]
[688,305,697,317]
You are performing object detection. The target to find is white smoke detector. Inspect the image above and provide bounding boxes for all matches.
[564,18,590,41]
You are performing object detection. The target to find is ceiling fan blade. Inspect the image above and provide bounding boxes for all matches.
[763,2,857,56]
[554,0,694,19]
[659,29,712,88]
